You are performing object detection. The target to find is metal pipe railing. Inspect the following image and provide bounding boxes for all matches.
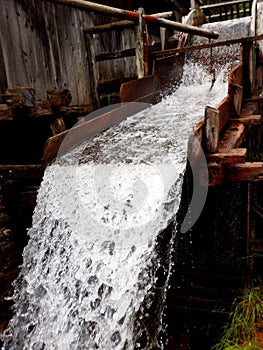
[44,0,219,39]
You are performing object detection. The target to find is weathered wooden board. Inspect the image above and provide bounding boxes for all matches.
[216,95,233,132]
[206,148,247,164]
[204,106,220,153]
[230,114,262,125]
[218,123,246,151]
[225,162,263,181]
[0,0,136,107]
[120,54,184,104]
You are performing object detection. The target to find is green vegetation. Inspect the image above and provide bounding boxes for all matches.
[212,286,263,350]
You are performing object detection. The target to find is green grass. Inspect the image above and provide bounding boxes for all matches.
[212,286,263,350]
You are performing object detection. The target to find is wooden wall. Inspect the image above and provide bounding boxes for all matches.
[0,0,137,107]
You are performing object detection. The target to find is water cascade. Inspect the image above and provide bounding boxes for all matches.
[0,62,228,350]
[1,15,247,348]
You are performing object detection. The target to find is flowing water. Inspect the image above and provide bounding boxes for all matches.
[0,61,229,350]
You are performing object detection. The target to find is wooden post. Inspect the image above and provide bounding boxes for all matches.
[204,106,220,153]
[241,41,256,98]
[134,8,149,78]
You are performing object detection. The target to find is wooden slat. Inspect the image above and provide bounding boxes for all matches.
[204,106,220,153]
[95,48,135,62]
[230,115,262,125]
[216,95,233,132]
[206,148,247,164]
[218,123,246,151]
[225,162,263,181]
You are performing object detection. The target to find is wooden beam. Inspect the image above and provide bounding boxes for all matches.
[95,48,135,62]
[225,162,263,181]
[207,162,224,186]
[85,20,135,34]
[204,106,220,153]
[44,0,219,39]
[206,148,247,164]
[218,123,246,151]
[230,115,262,125]
[151,34,263,58]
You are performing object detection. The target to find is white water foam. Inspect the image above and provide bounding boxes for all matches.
[1,61,228,350]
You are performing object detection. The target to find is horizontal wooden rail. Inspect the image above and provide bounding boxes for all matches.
[151,34,263,58]
[95,48,135,62]
[44,0,219,39]
[84,12,173,34]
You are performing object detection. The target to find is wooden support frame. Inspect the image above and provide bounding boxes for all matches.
[44,0,219,39]
[134,8,149,78]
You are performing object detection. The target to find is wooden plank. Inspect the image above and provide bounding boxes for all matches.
[225,162,263,181]
[43,102,150,166]
[85,20,135,34]
[84,12,174,34]
[218,123,246,151]
[230,115,262,125]
[95,48,135,62]
[188,120,204,164]
[230,83,243,116]
[120,74,161,103]
[216,95,233,132]
[206,148,247,164]
[207,162,224,186]
[204,106,220,153]
[228,64,243,87]
[134,8,146,79]
[120,54,184,103]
